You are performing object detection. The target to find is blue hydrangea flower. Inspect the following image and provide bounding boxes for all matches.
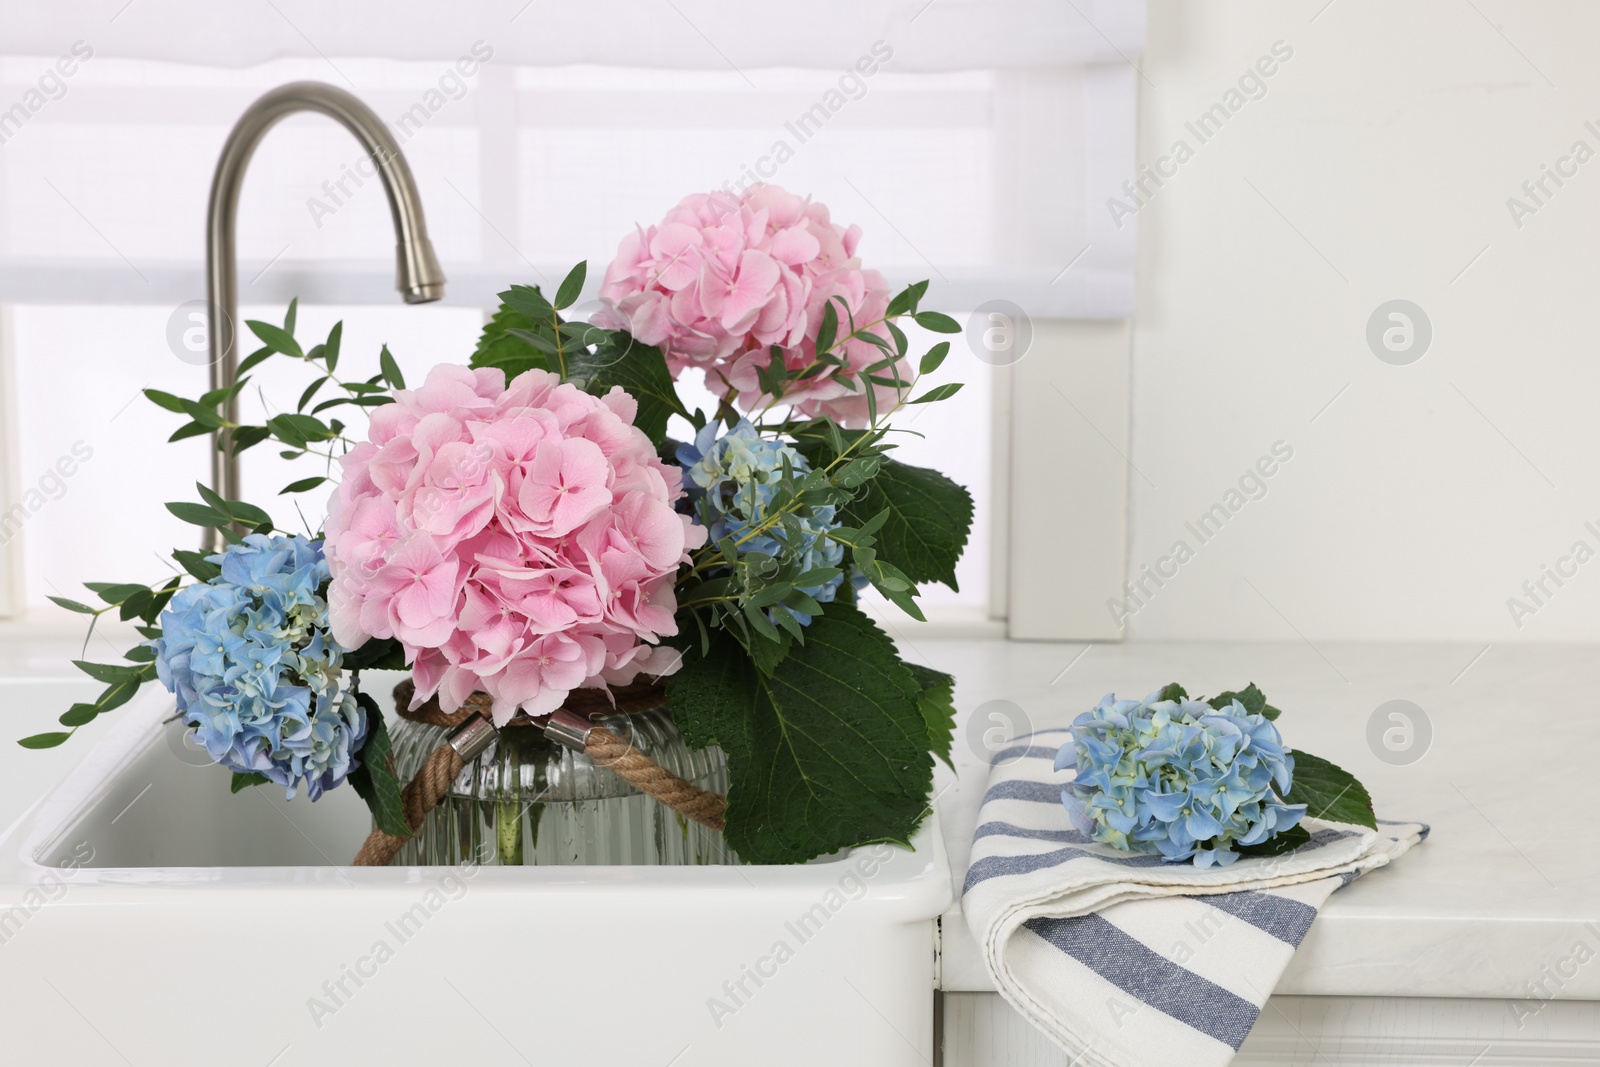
[676,419,845,620]
[1055,691,1305,868]
[152,534,366,800]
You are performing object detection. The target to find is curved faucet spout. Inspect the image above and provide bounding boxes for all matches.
[204,81,445,548]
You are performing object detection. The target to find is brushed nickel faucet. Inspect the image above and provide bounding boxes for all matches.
[203,81,445,549]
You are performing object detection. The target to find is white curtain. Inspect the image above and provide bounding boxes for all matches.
[0,1,1142,616]
[1,1,1143,71]
[0,0,1143,317]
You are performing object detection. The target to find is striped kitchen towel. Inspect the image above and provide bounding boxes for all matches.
[962,730,1427,1067]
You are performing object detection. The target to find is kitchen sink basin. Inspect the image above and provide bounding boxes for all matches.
[0,683,950,1066]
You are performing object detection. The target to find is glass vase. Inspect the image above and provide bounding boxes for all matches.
[387,698,737,867]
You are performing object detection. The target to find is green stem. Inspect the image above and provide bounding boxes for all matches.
[496,799,525,865]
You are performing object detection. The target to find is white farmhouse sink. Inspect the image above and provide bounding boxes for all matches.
[0,686,950,1067]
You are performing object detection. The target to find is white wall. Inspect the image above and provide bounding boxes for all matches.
[1124,0,1600,643]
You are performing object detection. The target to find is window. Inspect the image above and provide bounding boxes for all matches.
[0,2,1144,628]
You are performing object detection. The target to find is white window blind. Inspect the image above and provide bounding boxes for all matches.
[0,0,1142,313]
[0,0,1143,618]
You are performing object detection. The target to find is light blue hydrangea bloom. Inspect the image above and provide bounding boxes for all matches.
[676,419,845,621]
[1055,691,1305,868]
[152,534,366,800]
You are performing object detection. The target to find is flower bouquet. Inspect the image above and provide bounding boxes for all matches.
[23,184,972,865]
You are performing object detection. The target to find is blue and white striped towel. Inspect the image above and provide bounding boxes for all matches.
[962,733,1427,1067]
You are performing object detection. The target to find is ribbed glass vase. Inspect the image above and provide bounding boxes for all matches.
[387,698,736,867]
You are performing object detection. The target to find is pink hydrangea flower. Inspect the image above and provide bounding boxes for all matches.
[594,184,906,427]
[324,364,706,726]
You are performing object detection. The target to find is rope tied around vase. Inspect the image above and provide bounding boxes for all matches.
[351,680,728,866]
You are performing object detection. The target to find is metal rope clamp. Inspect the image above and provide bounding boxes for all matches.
[444,714,498,763]
[541,709,594,752]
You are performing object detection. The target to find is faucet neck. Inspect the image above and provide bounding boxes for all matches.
[202,81,445,549]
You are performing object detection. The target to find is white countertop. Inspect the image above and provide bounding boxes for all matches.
[4,622,1596,1002]
[893,631,1600,1001]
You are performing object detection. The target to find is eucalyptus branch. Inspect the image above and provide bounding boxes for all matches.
[745,310,898,426]
[682,388,915,579]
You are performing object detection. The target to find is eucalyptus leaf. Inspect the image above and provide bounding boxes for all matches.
[554,261,587,310]
[281,476,328,495]
[909,382,963,405]
[72,660,139,684]
[323,321,342,373]
[247,319,303,358]
[913,310,961,334]
[58,704,100,727]
[17,732,71,749]
[166,502,228,528]
[379,345,405,390]
[143,389,188,413]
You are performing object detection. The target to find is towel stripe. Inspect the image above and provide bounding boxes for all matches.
[964,843,1165,894]
[981,779,1064,805]
[974,821,1092,845]
[1203,891,1317,947]
[1023,913,1261,1051]
[1380,817,1430,841]
[1010,727,1075,741]
[990,744,1062,765]
[965,825,1363,894]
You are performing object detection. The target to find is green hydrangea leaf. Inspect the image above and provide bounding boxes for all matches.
[1207,682,1279,720]
[814,449,973,592]
[230,772,270,794]
[906,662,957,771]
[470,302,552,381]
[1284,750,1376,829]
[567,331,686,447]
[347,695,410,839]
[668,602,933,863]
[744,626,792,676]
[1234,822,1310,857]
[343,638,408,672]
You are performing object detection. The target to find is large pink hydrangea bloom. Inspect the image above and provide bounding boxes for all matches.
[324,364,704,726]
[594,184,903,427]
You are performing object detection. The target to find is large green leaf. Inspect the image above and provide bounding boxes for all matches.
[343,638,408,672]
[469,294,684,447]
[347,694,410,838]
[668,603,934,863]
[1207,682,1282,721]
[1234,822,1310,857]
[470,303,550,382]
[905,662,957,771]
[1284,750,1376,829]
[230,772,270,794]
[838,456,973,591]
[567,332,685,447]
